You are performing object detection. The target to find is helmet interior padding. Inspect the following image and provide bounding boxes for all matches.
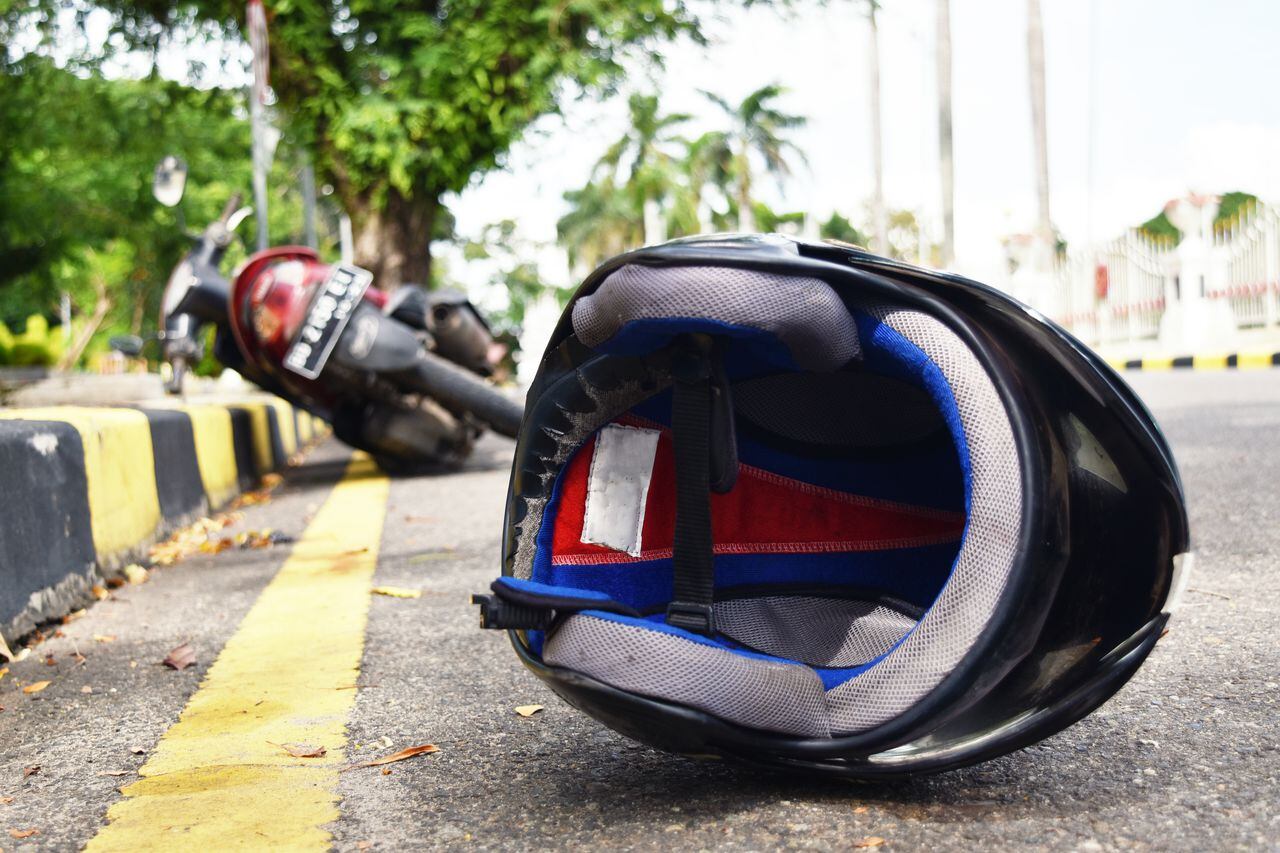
[509,263,1024,738]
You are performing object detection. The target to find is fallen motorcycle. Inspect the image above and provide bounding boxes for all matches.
[115,161,523,471]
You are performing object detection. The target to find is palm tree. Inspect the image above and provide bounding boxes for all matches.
[671,130,734,235]
[703,85,807,232]
[593,93,691,244]
[866,1,887,254]
[936,0,955,266]
[1027,0,1053,255]
[557,178,644,272]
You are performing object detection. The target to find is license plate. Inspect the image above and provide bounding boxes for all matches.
[283,264,373,379]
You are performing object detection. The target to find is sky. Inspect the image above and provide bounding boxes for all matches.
[443,0,1280,286]
[38,0,1280,290]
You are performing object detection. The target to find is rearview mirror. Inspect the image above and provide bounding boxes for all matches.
[153,155,188,207]
[109,335,146,357]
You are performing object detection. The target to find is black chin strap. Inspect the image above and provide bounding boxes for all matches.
[665,337,736,636]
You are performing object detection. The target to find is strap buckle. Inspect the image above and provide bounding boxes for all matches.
[665,600,715,635]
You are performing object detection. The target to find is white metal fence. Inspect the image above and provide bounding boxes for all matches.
[1211,203,1280,330]
[1034,200,1279,348]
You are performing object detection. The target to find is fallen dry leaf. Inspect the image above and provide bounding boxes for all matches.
[0,634,13,662]
[343,744,438,771]
[0,668,8,682]
[96,770,130,777]
[371,586,421,599]
[273,742,326,758]
[514,705,544,718]
[92,634,116,644]
[129,746,146,755]
[9,827,39,839]
[22,766,38,778]
[853,838,885,849]
[22,681,50,695]
[90,585,110,600]
[43,655,56,666]
[852,805,869,814]
[0,795,13,803]
[162,643,196,671]
[62,609,86,624]
[122,564,149,585]
[356,842,372,851]
[80,685,93,694]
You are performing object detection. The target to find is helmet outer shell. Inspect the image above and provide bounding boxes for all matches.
[501,235,1188,776]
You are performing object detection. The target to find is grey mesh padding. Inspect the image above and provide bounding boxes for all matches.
[824,305,1022,733]
[733,372,946,447]
[571,264,861,372]
[533,295,1022,739]
[543,613,833,737]
[715,596,918,667]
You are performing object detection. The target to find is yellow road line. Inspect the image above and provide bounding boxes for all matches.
[87,455,389,852]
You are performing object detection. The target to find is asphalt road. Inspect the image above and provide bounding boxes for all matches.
[2,370,1277,850]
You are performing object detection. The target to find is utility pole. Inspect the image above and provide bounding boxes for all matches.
[868,1,887,255]
[937,0,955,267]
[1027,0,1053,255]
[248,0,271,252]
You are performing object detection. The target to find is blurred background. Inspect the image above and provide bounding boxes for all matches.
[2,0,1277,383]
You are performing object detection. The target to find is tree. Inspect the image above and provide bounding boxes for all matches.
[557,179,645,274]
[1027,0,1053,252]
[865,1,887,254]
[819,212,866,246]
[10,1,721,290]
[0,52,309,363]
[674,130,734,235]
[936,0,955,266]
[703,84,807,232]
[592,94,691,244]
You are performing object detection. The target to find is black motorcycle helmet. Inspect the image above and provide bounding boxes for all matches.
[474,235,1190,777]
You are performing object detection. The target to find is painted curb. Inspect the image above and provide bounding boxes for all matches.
[1106,352,1280,371]
[0,399,329,643]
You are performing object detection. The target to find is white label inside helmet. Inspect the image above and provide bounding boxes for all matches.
[581,424,661,556]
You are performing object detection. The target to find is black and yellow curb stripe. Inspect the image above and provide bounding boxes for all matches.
[1106,352,1280,371]
[0,400,328,642]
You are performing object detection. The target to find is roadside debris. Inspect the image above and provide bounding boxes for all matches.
[122,564,149,585]
[230,473,283,509]
[271,742,327,758]
[21,681,50,695]
[162,643,196,671]
[342,744,438,772]
[514,705,544,717]
[853,838,885,848]
[22,766,39,778]
[8,827,40,839]
[371,586,421,599]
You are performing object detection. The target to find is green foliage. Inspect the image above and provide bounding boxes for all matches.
[0,52,316,366]
[19,0,722,285]
[464,220,568,336]
[6,314,66,367]
[820,212,866,246]
[1138,191,1260,243]
[1138,211,1181,244]
[558,84,809,267]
